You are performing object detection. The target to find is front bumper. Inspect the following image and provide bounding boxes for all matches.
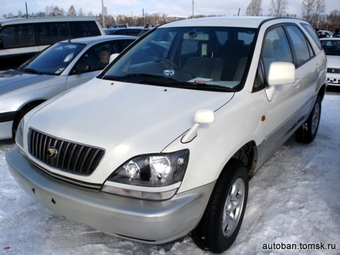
[0,111,16,139]
[6,147,214,244]
[0,120,13,140]
[326,73,340,86]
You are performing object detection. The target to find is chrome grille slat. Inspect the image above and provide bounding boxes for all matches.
[29,129,105,176]
[79,147,92,174]
[85,149,101,174]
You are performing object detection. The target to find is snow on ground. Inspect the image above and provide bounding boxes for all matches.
[1,92,340,255]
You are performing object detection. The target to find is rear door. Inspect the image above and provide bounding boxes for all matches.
[285,25,320,122]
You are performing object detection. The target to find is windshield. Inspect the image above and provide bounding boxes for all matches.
[101,26,257,92]
[321,39,340,56]
[20,42,85,75]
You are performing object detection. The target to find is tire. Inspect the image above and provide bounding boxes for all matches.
[295,95,321,144]
[192,159,249,253]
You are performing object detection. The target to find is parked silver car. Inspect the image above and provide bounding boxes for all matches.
[320,38,340,86]
[0,35,136,140]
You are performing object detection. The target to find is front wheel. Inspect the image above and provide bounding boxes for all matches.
[295,95,322,144]
[192,159,248,253]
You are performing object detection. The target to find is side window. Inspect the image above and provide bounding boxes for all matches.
[70,22,101,37]
[286,25,315,66]
[57,23,71,40]
[0,24,36,49]
[36,23,61,45]
[261,26,293,76]
[301,23,322,49]
[76,42,117,73]
[117,40,134,52]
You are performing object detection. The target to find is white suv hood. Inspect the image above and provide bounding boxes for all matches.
[27,78,234,182]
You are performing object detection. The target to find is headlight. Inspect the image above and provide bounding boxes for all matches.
[102,149,189,200]
[15,118,25,149]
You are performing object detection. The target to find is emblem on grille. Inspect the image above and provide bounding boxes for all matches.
[47,146,58,158]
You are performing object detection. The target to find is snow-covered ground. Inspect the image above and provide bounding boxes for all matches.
[1,91,339,255]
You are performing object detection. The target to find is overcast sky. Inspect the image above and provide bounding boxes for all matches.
[1,0,339,18]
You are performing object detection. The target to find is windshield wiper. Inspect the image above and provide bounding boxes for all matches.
[108,73,179,85]
[23,68,41,74]
[174,82,237,92]
[105,73,237,92]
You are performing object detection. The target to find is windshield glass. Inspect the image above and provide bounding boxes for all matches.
[20,42,85,75]
[321,39,340,56]
[101,26,257,91]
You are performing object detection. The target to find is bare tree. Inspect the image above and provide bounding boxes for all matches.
[67,6,76,16]
[45,5,65,16]
[269,0,288,17]
[302,0,325,27]
[246,0,262,16]
[78,8,84,16]
[328,10,340,31]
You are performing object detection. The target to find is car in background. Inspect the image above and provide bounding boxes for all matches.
[109,24,127,29]
[0,16,106,70]
[320,38,340,86]
[0,35,136,140]
[104,27,144,36]
[316,29,333,38]
[6,17,326,253]
[137,26,154,36]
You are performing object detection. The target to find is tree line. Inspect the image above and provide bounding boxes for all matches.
[1,5,183,28]
[2,1,340,31]
[246,0,340,31]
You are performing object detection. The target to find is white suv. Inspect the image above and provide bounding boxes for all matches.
[6,17,326,253]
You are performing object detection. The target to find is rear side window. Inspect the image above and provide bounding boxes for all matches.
[36,23,61,45]
[70,21,101,37]
[0,24,36,49]
[57,23,71,40]
[286,25,315,66]
[118,40,135,52]
[301,23,322,49]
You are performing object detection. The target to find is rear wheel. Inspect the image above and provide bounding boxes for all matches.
[295,95,321,143]
[192,159,248,253]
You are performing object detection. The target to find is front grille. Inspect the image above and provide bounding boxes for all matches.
[327,68,340,74]
[29,128,105,176]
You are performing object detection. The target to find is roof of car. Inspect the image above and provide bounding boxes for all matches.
[0,16,99,26]
[61,35,137,45]
[320,37,340,40]
[160,16,303,28]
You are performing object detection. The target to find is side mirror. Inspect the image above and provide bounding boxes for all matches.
[109,53,119,63]
[266,62,296,102]
[74,63,90,74]
[268,62,295,85]
[194,108,215,124]
[182,109,215,143]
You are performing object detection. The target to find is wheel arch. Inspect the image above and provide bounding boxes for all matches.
[12,99,46,138]
[229,141,258,178]
[318,83,327,102]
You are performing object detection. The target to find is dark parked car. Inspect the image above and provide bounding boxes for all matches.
[104,27,144,36]
[0,16,105,70]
